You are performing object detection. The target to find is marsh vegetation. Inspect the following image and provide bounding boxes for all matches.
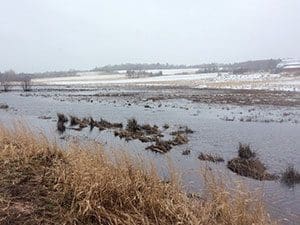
[0,124,275,225]
[227,144,278,181]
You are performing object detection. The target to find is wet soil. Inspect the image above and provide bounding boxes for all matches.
[19,85,300,107]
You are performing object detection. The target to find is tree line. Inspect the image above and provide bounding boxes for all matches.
[0,70,32,92]
[92,59,281,73]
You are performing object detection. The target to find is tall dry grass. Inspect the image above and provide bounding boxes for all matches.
[0,124,275,225]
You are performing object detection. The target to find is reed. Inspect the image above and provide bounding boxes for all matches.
[0,124,275,225]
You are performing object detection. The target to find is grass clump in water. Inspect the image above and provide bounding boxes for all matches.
[198,152,224,163]
[57,113,68,123]
[227,143,277,181]
[281,165,300,186]
[238,143,256,159]
[126,118,140,132]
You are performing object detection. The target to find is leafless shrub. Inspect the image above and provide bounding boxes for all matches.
[0,70,15,92]
[1,82,11,92]
[21,76,32,92]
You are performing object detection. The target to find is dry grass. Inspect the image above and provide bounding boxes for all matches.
[228,144,277,181]
[238,143,256,159]
[0,124,275,225]
[198,153,224,163]
[227,158,277,181]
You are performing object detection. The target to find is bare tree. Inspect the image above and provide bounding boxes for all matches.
[2,82,11,92]
[0,70,15,92]
[0,75,8,91]
[21,76,32,92]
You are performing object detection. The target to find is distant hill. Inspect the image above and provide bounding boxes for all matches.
[93,59,281,73]
[0,59,282,79]
[228,59,281,73]
[92,63,188,72]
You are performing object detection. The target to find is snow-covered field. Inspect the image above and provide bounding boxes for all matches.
[33,69,300,92]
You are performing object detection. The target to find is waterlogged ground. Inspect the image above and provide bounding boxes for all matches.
[33,70,300,91]
[0,88,300,224]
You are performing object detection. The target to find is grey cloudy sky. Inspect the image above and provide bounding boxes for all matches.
[0,0,299,73]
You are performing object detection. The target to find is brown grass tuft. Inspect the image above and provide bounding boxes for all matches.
[126,118,140,133]
[238,143,256,159]
[227,158,277,181]
[198,152,224,163]
[0,124,275,225]
[228,143,277,181]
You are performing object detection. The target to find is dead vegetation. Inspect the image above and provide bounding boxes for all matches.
[0,103,9,109]
[57,113,68,133]
[70,115,82,126]
[56,115,191,153]
[281,165,300,186]
[198,153,224,163]
[126,118,140,132]
[57,113,68,123]
[146,140,173,153]
[57,121,66,133]
[182,149,191,155]
[170,126,194,136]
[0,124,276,225]
[145,133,189,154]
[238,143,256,159]
[98,118,123,129]
[57,114,123,133]
[114,118,162,143]
[227,144,277,181]
[70,116,89,129]
[227,158,277,180]
[70,115,123,131]
[172,133,189,145]
[115,119,191,153]
[163,123,169,129]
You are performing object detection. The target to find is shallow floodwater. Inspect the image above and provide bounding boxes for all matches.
[0,91,299,224]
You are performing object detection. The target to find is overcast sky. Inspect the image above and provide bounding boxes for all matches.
[0,0,299,73]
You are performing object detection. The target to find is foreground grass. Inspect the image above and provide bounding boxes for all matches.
[0,125,275,225]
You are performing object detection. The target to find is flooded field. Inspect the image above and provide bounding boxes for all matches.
[0,86,300,224]
[33,70,300,91]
